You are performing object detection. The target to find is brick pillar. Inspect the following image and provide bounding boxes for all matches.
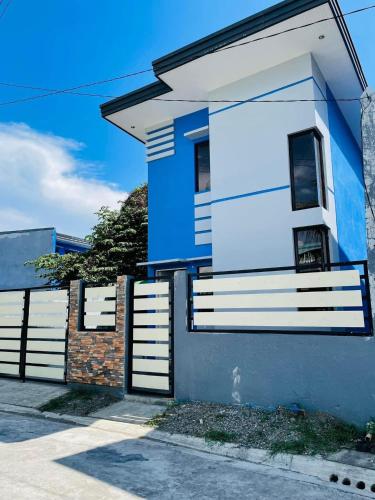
[67,276,126,390]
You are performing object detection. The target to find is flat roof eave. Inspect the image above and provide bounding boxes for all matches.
[100,0,366,142]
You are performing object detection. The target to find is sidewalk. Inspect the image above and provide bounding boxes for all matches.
[0,380,374,497]
[0,396,374,498]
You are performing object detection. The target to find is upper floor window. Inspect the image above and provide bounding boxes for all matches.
[195,140,210,192]
[289,129,326,211]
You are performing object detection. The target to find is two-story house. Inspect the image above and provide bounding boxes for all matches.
[101,0,367,278]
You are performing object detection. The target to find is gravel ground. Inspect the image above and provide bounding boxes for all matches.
[39,390,119,416]
[149,401,361,456]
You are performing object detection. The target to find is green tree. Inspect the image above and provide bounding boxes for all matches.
[28,184,147,285]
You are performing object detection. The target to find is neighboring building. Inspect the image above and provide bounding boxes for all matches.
[101,0,367,277]
[0,228,90,289]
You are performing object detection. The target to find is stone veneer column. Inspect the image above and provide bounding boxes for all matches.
[67,276,126,390]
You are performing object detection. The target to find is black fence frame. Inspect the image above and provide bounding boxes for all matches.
[187,260,373,336]
[0,284,70,383]
[79,281,117,332]
[127,275,174,397]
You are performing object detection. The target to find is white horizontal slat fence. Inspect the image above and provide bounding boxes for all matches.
[0,290,25,377]
[83,284,116,330]
[191,264,370,334]
[26,288,69,382]
[129,278,172,395]
[0,286,69,382]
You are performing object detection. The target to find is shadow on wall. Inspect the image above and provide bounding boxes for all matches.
[327,86,367,263]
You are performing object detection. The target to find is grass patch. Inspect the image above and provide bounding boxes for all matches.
[146,412,167,427]
[39,390,119,416]
[270,417,360,456]
[204,429,237,443]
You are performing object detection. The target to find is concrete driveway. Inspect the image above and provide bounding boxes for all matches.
[0,379,67,408]
[0,411,367,499]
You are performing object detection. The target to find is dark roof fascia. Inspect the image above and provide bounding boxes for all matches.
[100,80,172,118]
[152,0,328,75]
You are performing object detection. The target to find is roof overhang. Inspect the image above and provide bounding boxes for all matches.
[101,0,366,143]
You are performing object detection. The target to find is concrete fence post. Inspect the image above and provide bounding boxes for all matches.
[173,270,188,399]
[122,275,133,395]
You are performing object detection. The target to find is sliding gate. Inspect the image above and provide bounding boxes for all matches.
[0,287,69,382]
[128,277,173,396]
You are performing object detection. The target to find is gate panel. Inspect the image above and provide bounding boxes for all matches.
[0,291,24,377]
[25,289,69,382]
[129,278,173,396]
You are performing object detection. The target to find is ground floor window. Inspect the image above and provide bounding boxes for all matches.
[293,225,330,270]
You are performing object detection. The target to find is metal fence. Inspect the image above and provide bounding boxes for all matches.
[127,276,174,396]
[188,260,373,336]
[0,285,69,382]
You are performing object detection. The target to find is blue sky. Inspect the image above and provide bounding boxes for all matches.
[0,0,373,235]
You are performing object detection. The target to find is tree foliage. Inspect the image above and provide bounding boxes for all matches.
[28,184,148,285]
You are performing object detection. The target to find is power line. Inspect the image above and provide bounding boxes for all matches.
[0,68,152,106]
[0,82,115,98]
[213,4,375,54]
[0,0,13,22]
[0,3,374,107]
[152,96,362,104]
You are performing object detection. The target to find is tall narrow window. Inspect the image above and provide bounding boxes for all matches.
[289,129,326,211]
[195,140,210,192]
[293,226,330,269]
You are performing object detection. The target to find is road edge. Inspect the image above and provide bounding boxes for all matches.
[1,402,374,497]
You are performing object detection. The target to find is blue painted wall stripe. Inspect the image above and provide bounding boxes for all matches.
[195,200,212,208]
[212,185,290,204]
[209,77,313,116]
[195,185,290,207]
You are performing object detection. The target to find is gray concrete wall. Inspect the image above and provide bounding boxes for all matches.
[173,271,375,426]
[0,228,54,289]
[362,88,375,324]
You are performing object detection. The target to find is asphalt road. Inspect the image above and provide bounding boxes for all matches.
[0,411,366,499]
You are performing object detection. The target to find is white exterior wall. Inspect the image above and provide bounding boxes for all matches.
[207,53,338,271]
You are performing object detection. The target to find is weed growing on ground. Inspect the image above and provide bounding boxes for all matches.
[204,429,237,443]
[269,416,360,456]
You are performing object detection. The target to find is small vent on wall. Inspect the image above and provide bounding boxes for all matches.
[145,120,175,162]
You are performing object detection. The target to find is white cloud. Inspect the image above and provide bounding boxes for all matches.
[0,123,127,237]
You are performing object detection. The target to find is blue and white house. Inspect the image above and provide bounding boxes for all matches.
[101,0,367,277]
